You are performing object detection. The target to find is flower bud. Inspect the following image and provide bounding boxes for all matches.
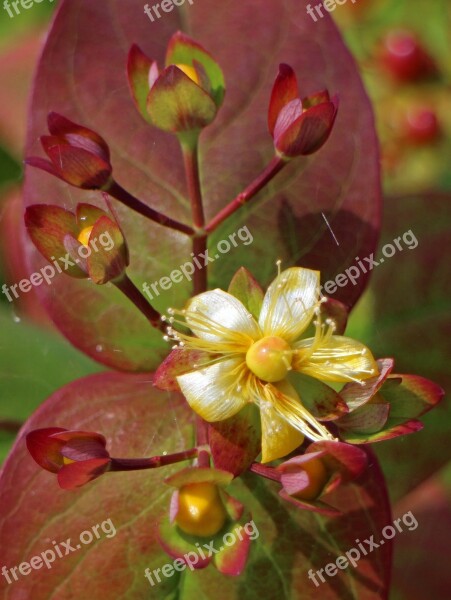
[26,113,112,189]
[25,202,129,284]
[26,428,111,489]
[268,64,338,158]
[127,31,225,133]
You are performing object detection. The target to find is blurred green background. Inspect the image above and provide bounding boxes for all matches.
[0,1,449,598]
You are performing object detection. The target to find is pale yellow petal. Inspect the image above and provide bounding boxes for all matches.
[185,289,261,343]
[177,357,248,421]
[294,335,378,383]
[260,399,304,463]
[258,267,320,342]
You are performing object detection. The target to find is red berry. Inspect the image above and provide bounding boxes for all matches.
[404,107,440,145]
[380,31,438,82]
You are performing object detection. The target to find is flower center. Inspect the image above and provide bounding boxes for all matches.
[77,225,94,247]
[175,64,200,85]
[246,336,293,383]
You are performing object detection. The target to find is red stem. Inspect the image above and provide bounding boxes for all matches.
[114,273,163,330]
[205,156,286,233]
[250,462,282,483]
[178,137,211,457]
[108,180,195,236]
[192,235,208,295]
[110,447,198,471]
[180,137,205,229]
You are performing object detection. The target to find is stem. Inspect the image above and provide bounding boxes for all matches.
[180,135,205,229]
[0,420,22,434]
[179,133,208,295]
[196,416,210,468]
[110,447,198,472]
[108,180,195,236]
[114,273,163,331]
[205,155,287,233]
[179,134,211,467]
[250,463,281,483]
[192,235,208,295]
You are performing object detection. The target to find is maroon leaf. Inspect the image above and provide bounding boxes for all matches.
[0,372,392,599]
[23,0,381,372]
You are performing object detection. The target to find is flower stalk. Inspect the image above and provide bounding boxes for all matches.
[107,179,195,236]
[110,448,199,471]
[205,156,286,233]
[114,273,163,330]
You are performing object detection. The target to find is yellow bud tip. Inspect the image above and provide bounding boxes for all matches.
[62,456,76,466]
[77,225,94,247]
[246,336,293,383]
[175,63,200,85]
[292,458,328,501]
[175,482,227,537]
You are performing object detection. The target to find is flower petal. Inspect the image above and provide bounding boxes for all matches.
[57,458,111,490]
[186,289,261,343]
[258,267,320,342]
[294,335,378,383]
[268,64,300,136]
[177,358,249,422]
[259,394,304,463]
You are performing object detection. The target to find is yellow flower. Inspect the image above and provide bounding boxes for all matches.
[166,267,378,463]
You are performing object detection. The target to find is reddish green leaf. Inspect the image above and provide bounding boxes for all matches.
[340,358,394,411]
[338,400,391,437]
[227,267,264,320]
[0,373,392,599]
[289,373,349,421]
[320,297,349,336]
[23,0,381,372]
[382,374,444,419]
[209,404,261,477]
[153,348,206,391]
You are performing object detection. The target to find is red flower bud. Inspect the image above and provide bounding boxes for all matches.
[268,64,338,158]
[277,441,367,515]
[26,428,111,489]
[25,201,129,284]
[26,112,112,189]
